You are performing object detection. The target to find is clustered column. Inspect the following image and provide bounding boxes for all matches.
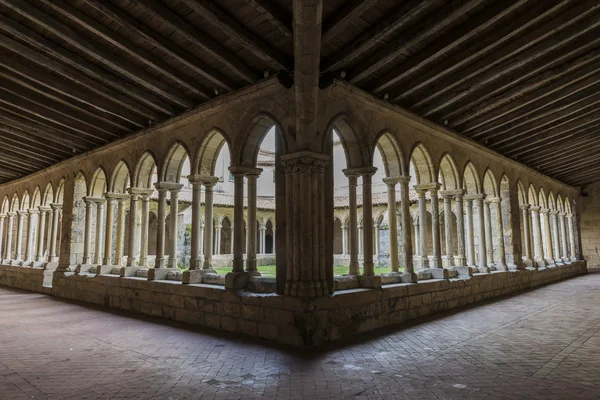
[398,176,416,281]
[49,204,61,262]
[540,208,554,265]
[559,212,569,263]
[483,199,494,268]
[383,177,399,272]
[167,184,183,268]
[429,185,442,268]
[464,197,476,268]
[138,191,152,267]
[103,195,115,266]
[489,197,507,270]
[550,210,561,264]
[343,170,360,275]
[245,168,262,276]
[36,207,50,263]
[520,205,533,267]
[202,177,218,271]
[441,193,453,267]
[0,213,5,261]
[15,211,26,262]
[455,191,466,266]
[566,213,577,261]
[361,168,377,276]
[153,185,168,268]
[415,188,428,268]
[530,206,547,268]
[93,199,105,265]
[24,209,38,264]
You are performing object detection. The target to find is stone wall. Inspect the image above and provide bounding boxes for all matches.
[581,182,600,268]
[0,262,587,347]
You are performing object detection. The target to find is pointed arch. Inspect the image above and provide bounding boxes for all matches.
[462,162,481,195]
[110,161,131,193]
[438,153,460,190]
[10,193,19,212]
[56,178,65,204]
[133,151,158,189]
[527,184,538,206]
[1,195,9,213]
[556,194,565,212]
[409,142,435,184]
[162,141,191,183]
[237,113,288,167]
[31,186,42,208]
[517,179,527,205]
[374,131,406,177]
[564,197,572,214]
[20,190,30,210]
[324,113,367,168]
[538,188,547,209]
[90,167,108,196]
[483,169,499,197]
[193,129,231,176]
[42,182,54,206]
[548,191,556,211]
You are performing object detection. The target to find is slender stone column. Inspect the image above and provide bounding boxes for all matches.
[566,213,576,261]
[550,211,561,263]
[126,189,140,266]
[559,212,569,262]
[280,152,330,297]
[442,194,453,267]
[45,210,52,259]
[36,208,49,262]
[229,168,246,274]
[199,223,205,258]
[398,176,415,280]
[361,168,377,276]
[25,209,38,262]
[245,169,262,275]
[490,197,506,269]
[464,198,476,268]
[202,177,218,270]
[540,209,553,264]
[430,186,442,268]
[139,193,151,267]
[81,199,94,265]
[0,214,5,260]
[415,188,429,268]
[187,175,203,270]
[373,223,379,258]
[483,200,494,268]
[115,197,127,266]
[530,206,546,267]
[344,171,360,275]
[5,213,15,260]
[341,224,348,255]
[153,184,168,268]
[259,226,266,254]
[383,177,399,272]
[15,211,26,261]
[93,200,105,264]
[167,185,183,268]
[520,205,532,266]
[473,195,488,271]
[103,195,115,265]
[49,205,61,262]
[214,225,221,255]
[413,221,419,256]
[455,192,466,266]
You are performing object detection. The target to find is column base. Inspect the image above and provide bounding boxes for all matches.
[562,257,571,264]
[358,275,382,288]
[97,264,117,274]
[166,258,178,269]
[245,259,261,276]
[21,260,34,267]
[493,263,508,272]
[430,257,443,268]
[148,267,180,281]
[43,262,59,271]
[348,261,360,276]
[443,256,454,268]
[202,258,213,270]
[182,268,217,284]
[400,272,417,283]
[362,261,375,276]
[534,258,548,268]
[31,261,45,268]
[414,256,429,268]
[453,266,473,277]
[418,268,449,279]
[75,263,96,274]
[225,271,249,289]
[477,265,490,273]
[120,266,142,277]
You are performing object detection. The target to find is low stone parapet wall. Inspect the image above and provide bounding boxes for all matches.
[0,261,587,347]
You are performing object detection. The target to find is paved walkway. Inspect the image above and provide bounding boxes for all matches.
[1,273,600,400]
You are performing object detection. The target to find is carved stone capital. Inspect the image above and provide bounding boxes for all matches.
[281,151,330,174]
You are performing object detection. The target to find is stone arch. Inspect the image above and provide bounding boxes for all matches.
[438,153,460,190]
[483,169,499,197]
[21,190,30,211]
[333,217,343,255]
[564,197,572,214]
[237,113,288,167]
[548,191,556,211]
[162,141,191,183]
[193,129,232,176]
[110,160,131,193]
[556,194,565,213]
[10,193,19,212]
[1,195,9,213]
[528,184,538,206]
[373,131,406,177]
[42,182,54,206]
[462,162,481,194]
[56,179,65,204]
[517,179,527,205]
[409,142,435,184]
[324,113,367,168]
[90,167,108,197]
[133,151,158,189]
[220,216,232,255]
[538,188,547,209]
[31,186,42,209]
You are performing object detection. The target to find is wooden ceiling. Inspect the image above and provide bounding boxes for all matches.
[0,0,599,188]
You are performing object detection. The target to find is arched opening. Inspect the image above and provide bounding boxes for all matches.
[410,143,436,268]
[70,172,88,266]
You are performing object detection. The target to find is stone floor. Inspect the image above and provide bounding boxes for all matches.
[1,273,600,400]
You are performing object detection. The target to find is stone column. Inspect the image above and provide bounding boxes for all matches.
[559,212,569,262]
[429,186,442,268]
[81,198,94,265]
[280,152,330,297]
[49,205,61,262]
[36,207,49,262]
[187,175,203,270]
[473,195,488,271]
[103,195,115,265]
[115,197,127,266]
[464,198,476,268]
[167,184,183,268]
[341,224,348,255]
[259,226,266,254]
[415,188,429,268]
[442,194,453,267]
[490,197,506,270]
[550,211,561,263]
[383,177,399,272]
[483,200,494,268]
[202,177,218,270]
[530,206,546,268]
[455,192,466,266]
[361,168,377,276]
[540,208,553,264]
[5,213,15,260]
[245,169,262,276]
[567,213,576,261]
[15,211,26,261]
[520,205,533,266]
[413,221,419,256]
[398,176,415,281]
[373,223,379,258]
[25,209,38,263]
[153,184,168,268]
[344,171,360,275]
[229,167,246,275]
[139,192,151,267]
[126,189,140,267]
[214,225,221,255]
[94,200,105,264]
[0,214,5,260]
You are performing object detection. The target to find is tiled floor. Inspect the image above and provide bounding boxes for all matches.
[1,273,600,399]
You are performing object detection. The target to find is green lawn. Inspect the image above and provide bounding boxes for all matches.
[211,265,396,276]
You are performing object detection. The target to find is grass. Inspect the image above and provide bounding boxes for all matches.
[211,265,396,276]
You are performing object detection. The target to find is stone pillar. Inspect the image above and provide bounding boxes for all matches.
[202,177,218,270]
[0,214,5,260]
[167,184,183,268]
[214,225,221,255]
[550,211,561,263]
[81,199,94,265]
[413,221,419,256]
[25,209,38,263]
[36,208,49,262]
[341,224,348,255]
[139,193,151,267]
[5,213,15,260]
[344,171,360,275]
[473,195,488,271]
[540,208,553,264]
[430,186,442,268]
[415,188,429,268]
[94,200,105,265]
[483,200,494,268]
[15,211,26,261]
[245,169,262,276]
[259,226,266,254]
[455,192,466,266]
[398,176,415,281]
[126,189,140,266]
[530,206,547,268]
[464,198,476,268]
[373,223,379,258]
[115,197,127,266]
[520,205,533,267]
[187,175,203,270]
[49,205,61,262]
[361,168,377,276]
[442,194,453,267]
[490,197,506,270]
[103,195,115,265]
[567,213,577,261]
[383,177,399,272]
[280,152,330,297]
[153,184,168,268]
[559,212,569,262]
[229,167,246,275]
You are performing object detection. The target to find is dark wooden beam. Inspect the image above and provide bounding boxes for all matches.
[0,124,74,158]
[542,150,600,175]
[0,141,57,166]
[523,135,600,165]
[321,0,378,45]
[0,152,45,172]
[129,0,259,84]
[244,0,293,37]
[321,0,441,73]
[0,161,33,176]
[0,132,63,163]
[179,0,290,71]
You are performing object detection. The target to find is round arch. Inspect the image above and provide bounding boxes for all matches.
[237,113,288,167]
[110,161,131,193]
[373,131,406,177]
[193,129,231,175]
[409,142,435,184]
[42,182,54,206]
[527,184,538,206]
[438,153,460,190]
[133,151,158,189]
[31,186,42,209]
[323,113,367,168]
[162,141,191,182]
[10,193,19,212]
[462,162,481,194]
[90,167,109,197]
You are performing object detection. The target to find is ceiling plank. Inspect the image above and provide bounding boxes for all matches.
[0,133,62,163]
[244,0,293,37]
[0,124,74,158]
[321,0,379,45]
